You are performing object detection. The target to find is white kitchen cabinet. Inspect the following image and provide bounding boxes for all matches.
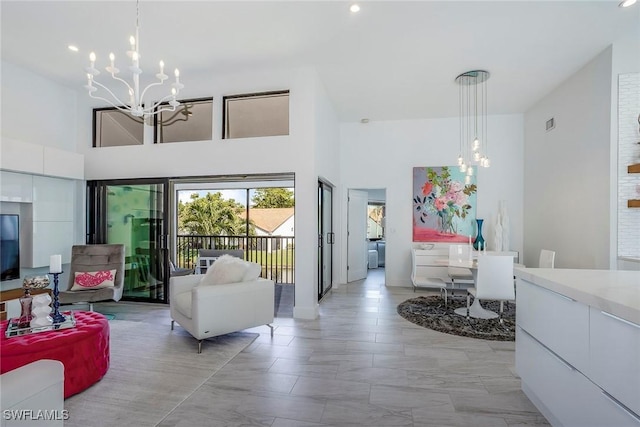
[1,138,83,180]
[30,176,75,267]
[0,139,43,175]
[589,307,640,416]
[0,171,33,202]
[516,278,589,373]
[517,326,640,427]
[515,269,640,427]
[32,221,73,267]
[32,176,75,222]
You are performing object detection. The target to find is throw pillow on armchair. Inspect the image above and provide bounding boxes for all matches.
[199,255,260,286]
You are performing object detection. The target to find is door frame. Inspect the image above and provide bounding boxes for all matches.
[86,178,170,304]
[345,187,387,284]
[318,179,334,300]
[346,189,368,282]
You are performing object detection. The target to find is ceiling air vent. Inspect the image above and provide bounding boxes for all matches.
[546,117,555,132]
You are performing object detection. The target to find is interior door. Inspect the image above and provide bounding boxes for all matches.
[87,179,169,303]
[318,181,333,300]
[347,189,368,282]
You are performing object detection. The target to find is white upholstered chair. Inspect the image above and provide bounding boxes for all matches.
[465,254,515,322]
[170,255,274,353]
[539,249,556,268]
[447,244,474,290]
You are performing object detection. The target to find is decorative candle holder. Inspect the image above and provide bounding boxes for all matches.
[49,271,66,323]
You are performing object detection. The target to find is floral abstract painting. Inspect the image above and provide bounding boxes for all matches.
[412,166,477,242]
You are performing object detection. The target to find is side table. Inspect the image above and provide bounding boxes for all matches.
[0,311,110,399]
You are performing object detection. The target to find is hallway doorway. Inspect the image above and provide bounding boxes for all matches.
[347,188,386,285]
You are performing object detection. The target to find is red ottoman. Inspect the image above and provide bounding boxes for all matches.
[1,311,110,398]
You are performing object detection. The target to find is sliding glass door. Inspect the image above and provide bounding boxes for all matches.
[87,179,169,303]
[318,180,334,300]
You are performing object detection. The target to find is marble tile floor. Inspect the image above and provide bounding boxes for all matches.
[93,269,549,427]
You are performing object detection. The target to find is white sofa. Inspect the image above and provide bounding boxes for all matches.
[0,360,65,427]
[170,275,275,353]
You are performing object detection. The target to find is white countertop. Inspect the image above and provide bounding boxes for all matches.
[515,268,640,325]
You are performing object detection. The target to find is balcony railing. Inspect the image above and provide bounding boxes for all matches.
[176,235,294,284]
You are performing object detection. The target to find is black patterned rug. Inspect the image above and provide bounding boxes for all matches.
[397,295,515,341]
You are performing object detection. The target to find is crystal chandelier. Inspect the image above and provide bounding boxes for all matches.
[456,70,490,184]
[84,0,183,118]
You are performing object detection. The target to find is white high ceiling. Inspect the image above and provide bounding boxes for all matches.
[1,1,638,122]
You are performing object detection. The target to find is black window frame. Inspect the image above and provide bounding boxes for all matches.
[92,106,145,148]
[222,90,290,140]
[153,97,214,144]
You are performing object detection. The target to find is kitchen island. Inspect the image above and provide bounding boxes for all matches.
[515,268,640,427]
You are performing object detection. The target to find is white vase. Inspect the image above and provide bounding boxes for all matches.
[30,293,53,327]
[32,293,52,306]
[495,220,503,252]
[499,201,510,251]
[30,315,53,328]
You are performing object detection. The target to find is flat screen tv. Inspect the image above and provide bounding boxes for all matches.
[0,214,20,281]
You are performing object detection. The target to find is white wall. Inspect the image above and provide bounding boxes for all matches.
[524,47,612,270]
[76,65,326,319]
[1,61,77,152]
[0,62,86,272]
[77,66,316,178]
[313,74,341,292]
[339,114,524,287]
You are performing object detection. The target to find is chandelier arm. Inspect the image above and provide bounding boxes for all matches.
[138,80,168,106]
[154,105,178,115]
[147,94,181,113]
[89,80,133,109]
[89,93,134,115]
[106,74,135,97]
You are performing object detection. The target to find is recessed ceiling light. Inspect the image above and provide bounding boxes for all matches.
[350,4,360,13]
[68,45,79,52]
[619,0,637,7]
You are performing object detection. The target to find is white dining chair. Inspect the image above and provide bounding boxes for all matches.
[447,244,474,290]
[465,254,515,322]
[411,248,450,307]
[539,249,556,268]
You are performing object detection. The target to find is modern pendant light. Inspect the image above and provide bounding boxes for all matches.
[456,70,490,184]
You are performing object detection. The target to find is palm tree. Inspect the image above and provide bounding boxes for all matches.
[178,192,246,235]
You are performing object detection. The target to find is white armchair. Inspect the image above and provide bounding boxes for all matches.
[170,274,275,353]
